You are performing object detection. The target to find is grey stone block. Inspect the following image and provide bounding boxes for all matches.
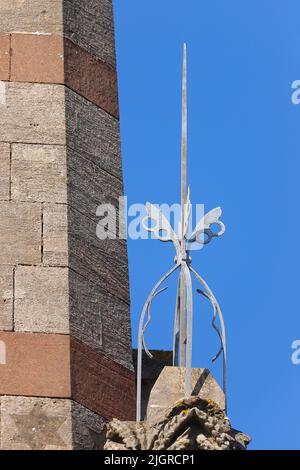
[65,87,122,179]
[0,266,13,331]
[146,366,225,423]
[0,143,10,201]
[11,144,67,203]
[69,269,133,370]
[43,203,68,266]
[0,0,63,34]
[0,396,106,450]
[68,205,129,304]
[14,266,69,334]
[0,82,66,145]
[0,202,41,264]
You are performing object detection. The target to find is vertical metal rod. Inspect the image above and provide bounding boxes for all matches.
[180,43,187,367]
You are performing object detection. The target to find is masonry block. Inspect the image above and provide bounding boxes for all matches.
[0,33,9,81]
[11,144,67,203]
[0,266,13,331]
[11,34,64,84]
[0,202,41,264]
[0,82,66,144]
[0,396,106,450]
[69,269,132,369]
[14,266,69,334]
[0,1,116,67]
[0,1,63,35]
[0,142,10,201]
[43,203,68,266]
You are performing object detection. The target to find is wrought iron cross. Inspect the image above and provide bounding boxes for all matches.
[136,44,227,421]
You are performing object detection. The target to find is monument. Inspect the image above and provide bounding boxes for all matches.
[0,0,135,450]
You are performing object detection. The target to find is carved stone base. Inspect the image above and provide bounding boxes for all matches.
[105,396,251,450]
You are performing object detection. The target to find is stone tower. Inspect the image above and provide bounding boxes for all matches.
[0,0,135,450]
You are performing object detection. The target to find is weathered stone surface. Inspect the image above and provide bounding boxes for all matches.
[0,142,10,201]
[71,337,135,421]
[0,82,66,144]
[0,266,13,331]
[65,38,119,117]
[63,0,117,68]
[69,269,132,370]
[11,34,64,84]
[146,367,225,423]
[0,396,106,450]
[105,396,251,451]
[65,87,122,179]
[0,0,63,34]
[67,143,124,221]
[43,203,129,301]
[133,350,173,420]
[71,400,107,450]
[43,203,68,266]
[0,396,71,450]
[0,332,71,397]
[11,144,67,203]
[14,266,69,334]
[0,33,10,80]
[68,205,129,303]
[0,202,41,264]
[7,33,119,116]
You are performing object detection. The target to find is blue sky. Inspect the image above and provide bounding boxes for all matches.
[113,0,300,449]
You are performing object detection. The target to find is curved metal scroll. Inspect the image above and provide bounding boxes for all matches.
[137,264,179,421]
[190,265,227,411]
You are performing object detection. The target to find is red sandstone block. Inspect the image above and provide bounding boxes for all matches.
[0,332,71,397]
[9,33,119,118]
[0,332,136,421]
[10,34,64,84]
[70,337,136,421]
[0,33,10,80]
[64,39,119,118]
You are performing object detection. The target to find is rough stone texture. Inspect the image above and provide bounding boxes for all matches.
[64,37,119,117]
[43,203,129,301]
[0,82,66,144]
[105,396,251,451]
[11,34,64,84]
[11,144,67,203]
[0,332,71,397]
[68,205,129,303]
[43,203,68,266]
[71,337,135,421]
[0,1,116,68]
[0,266,13,331]
[0,202,41,264]
[65,87,122,179]
[0,1,63,34]
[0,396,106,450]
[14,266,69,334]
[63,0,117,68]
[69,269,132,370]
[0,33,10,80]
[0,142,10,201]
[146,367,225,423]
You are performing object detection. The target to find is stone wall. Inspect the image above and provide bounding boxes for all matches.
[0,0,135,450]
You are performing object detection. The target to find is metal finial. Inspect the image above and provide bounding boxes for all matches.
[136,44,227,422]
